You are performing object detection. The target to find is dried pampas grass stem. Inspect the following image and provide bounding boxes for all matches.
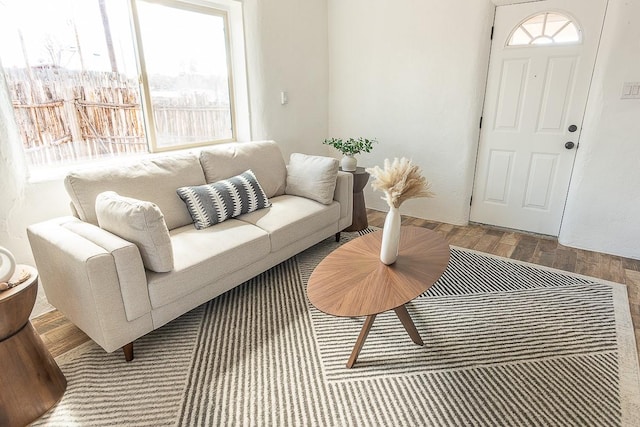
[366,158,434,209]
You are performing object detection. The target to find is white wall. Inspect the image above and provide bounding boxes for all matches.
[242,0,329,159]
[558,0,640,259]
[327,0,494,224]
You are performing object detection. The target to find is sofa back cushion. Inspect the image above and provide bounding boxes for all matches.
[199,140,286,198]
[64,153,205,230]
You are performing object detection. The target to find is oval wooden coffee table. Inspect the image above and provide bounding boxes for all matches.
[308,226,450,368]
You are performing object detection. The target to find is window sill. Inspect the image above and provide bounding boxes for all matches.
[26,145,215,184]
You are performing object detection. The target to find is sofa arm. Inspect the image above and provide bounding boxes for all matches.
[27,217,153,353]
[334,171,354,230]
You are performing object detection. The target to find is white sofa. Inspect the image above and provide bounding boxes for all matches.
[28,141,353,361]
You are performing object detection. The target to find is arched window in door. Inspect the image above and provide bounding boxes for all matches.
[507,12,581,46]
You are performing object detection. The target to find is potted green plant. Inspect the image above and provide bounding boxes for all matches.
[323,137,377,171]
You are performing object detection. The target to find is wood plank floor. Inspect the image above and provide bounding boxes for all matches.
[33,209,640,360]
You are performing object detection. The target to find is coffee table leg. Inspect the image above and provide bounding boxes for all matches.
[347,314,376,368]
[394,305,424,346]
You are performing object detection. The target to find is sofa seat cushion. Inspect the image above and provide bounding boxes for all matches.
[146,219,270,308]
[236,195,340,252]
[65,153,206,230]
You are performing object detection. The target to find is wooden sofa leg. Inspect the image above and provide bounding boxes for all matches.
[123,342,134,362]
[335,232,341,242]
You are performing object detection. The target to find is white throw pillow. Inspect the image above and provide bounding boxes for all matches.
[285,153,339,205]
[95,191,174,273]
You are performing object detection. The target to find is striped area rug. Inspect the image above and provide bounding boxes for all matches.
[35,231,640,426]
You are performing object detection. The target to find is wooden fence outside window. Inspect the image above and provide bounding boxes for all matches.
[6,66,231,167]
[7,67,147,167]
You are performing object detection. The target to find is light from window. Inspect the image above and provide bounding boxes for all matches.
[0,0,237,169]
[508,12,581,46]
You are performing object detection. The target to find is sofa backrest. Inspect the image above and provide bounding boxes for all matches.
[199,140,287,198]
[64,153,205,230]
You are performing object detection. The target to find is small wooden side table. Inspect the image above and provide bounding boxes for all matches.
[0,265,67,426]
[342,167,370,232]
[308,227,450,368]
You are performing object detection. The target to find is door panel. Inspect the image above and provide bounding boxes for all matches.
[495,59,529,130]
[486,150,515,204]
[471,0,607,236]
[524,153,558,209]
[538,57,576,131]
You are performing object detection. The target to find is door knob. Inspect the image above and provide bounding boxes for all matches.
[565,141,575,149]
[568,125,578,132]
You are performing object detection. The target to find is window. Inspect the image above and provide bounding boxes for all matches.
[132,1,234,151]
[508,12,581,46]
[0,0,246,170]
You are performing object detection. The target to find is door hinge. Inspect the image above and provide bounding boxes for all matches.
[479,116,483,129]
[470,195,473,206]
[490,26,494,40]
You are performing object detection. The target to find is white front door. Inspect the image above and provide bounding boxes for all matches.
[470,0,607,236]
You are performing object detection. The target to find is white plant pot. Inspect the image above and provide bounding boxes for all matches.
[0,246,16,283]
[380,207,401,265]
[341,155,357,172]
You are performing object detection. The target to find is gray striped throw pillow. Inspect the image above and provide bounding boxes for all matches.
[177,170,271,229]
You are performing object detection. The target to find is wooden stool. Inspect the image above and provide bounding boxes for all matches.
[342,167,370,232]
[0,265,66,426]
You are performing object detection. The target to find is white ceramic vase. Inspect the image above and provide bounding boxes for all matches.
[0,246,16,283]
[341,155,357,172]
[380,206,401,265]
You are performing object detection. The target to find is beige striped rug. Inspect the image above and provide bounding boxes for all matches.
[34,231,640,426]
